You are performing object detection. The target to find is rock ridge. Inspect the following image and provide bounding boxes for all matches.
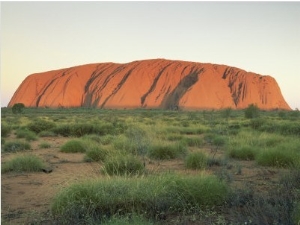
[8,59,291,110]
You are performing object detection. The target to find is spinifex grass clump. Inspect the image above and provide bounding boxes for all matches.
[227,146,258,160]
[256,147,299,168]
[27,119,56,134]
[102,155,145,176]
[185,152,208,169]
[148,141,187,160]
[60,140,86,153]
[51,174,229,224]
[84,146,110,162]
[15,128,38,141]
[2,154,45,173]
[3,140,31,152]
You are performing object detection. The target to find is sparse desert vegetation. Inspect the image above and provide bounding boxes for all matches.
[1,107,300,224]
[2,154,45,173]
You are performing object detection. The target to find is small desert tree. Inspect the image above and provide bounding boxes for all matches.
[12,103,25,114]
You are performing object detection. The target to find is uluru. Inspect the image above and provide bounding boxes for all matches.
[8,59,291,110]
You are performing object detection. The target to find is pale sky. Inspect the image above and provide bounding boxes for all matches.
[1,1,300,109]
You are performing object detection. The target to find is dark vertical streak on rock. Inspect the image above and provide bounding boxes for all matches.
[181,65,190,76]
[35,79,57,107]
[160,68,203,109]
[101,69,134,108]
[35,69,70,107]
[82,70,101,107]
[222,67,230,79]
[227,69,245,107]
[97,65,125,93]
[140,63,173,106]
[62,76,72,99]
[82,64,115,107]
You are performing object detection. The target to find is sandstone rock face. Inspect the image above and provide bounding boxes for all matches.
[8,59,291,110]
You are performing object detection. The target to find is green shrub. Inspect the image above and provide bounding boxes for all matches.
[84,147,109,162]
[60,140,86,153]
[27,119,56,134]
[185,152,208,169]
[102,155,144,176]
[148,142,187,160]
[12,103,25,114]
[3,140,31,152]
[2,154,45,173]
[16,129,38,141]
[256,148,299,168]
[39,142,51,149]
[244,104,260,119]
[1,124,11,137]
[51,174,229,223]
[227,146,258,160]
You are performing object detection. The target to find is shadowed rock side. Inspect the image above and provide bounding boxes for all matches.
[8,59,291,110]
